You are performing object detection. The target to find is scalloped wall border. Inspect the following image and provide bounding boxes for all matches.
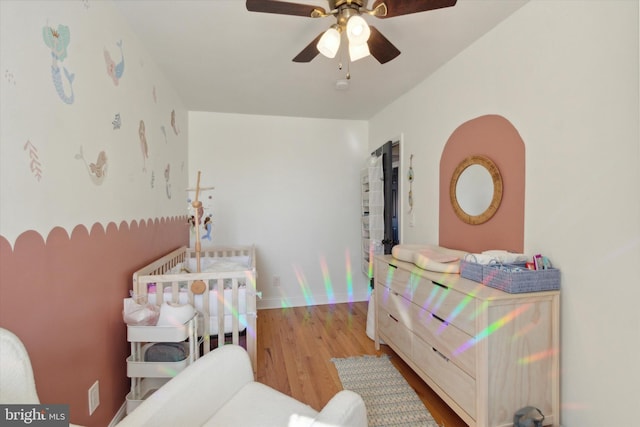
[0,216,188,426]
[0,216,188,251]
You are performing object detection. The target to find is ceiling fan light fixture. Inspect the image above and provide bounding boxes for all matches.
[247,0,459,65]
[346,15,370,45]
[349,41,370,62]
[317,26,341,58]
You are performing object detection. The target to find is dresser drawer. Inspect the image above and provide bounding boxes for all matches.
[410,304,475,378]
[378,307,412,358]
[374,255,560,427]
[376,258,477,336]
[377,284,413,326]
[375,259,413,296]
[411,277,477,336]
[413,335,476,419]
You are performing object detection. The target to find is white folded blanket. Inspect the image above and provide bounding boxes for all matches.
[156,303,196,327]
[465,250,528,265]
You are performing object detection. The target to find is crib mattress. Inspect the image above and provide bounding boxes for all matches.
[171,256,251,274]
[202,314,248,336]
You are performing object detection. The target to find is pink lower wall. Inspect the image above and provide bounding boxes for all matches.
[439,115,525,253]
[0,218,188,426]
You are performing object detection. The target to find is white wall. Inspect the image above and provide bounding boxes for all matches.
[0,2,189,424]
[189,112,370,308]
[369,1,639,426]
[0,0,188,245]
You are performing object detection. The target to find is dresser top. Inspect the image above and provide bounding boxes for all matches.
[375,255,560,301]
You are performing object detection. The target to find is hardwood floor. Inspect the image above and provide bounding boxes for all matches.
[256,301,467,427]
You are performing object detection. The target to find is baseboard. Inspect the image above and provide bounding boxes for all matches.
[257,291,370,310]
[108,402,127,427]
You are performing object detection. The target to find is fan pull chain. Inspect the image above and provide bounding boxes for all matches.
[337,45,351,80]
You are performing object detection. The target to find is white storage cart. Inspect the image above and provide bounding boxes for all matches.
[125,314,199,414]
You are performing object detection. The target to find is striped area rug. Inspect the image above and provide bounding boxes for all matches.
[331,355,439,427]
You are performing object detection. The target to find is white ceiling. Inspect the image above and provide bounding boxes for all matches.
[113,0,528,120]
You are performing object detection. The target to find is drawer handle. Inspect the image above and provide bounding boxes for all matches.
[388,313,399,323]
[432,280,449,290]
[432,347,450,362]
[432,313,449,326]
[389,264,398,270]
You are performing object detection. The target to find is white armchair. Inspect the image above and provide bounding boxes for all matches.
[116,344,367,427]
[0,327,40,404]
[0,327,84,427]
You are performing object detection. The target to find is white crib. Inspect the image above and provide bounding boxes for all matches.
[132,245,258,373]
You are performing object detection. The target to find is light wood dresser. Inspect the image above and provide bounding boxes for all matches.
[374,255,560,427]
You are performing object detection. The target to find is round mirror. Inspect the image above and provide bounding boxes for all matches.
[450,155,503,225]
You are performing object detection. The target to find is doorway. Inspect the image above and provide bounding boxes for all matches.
[372,140,400,254]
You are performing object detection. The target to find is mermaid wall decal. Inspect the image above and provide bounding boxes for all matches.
[202,216,212,241]
[104,40,125,85]
[42,24,74,104]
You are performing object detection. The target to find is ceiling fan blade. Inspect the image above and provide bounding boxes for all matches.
[246,0,327,17]
[292,33,323,62]
[368,26,401,64]
[372,0,457,18]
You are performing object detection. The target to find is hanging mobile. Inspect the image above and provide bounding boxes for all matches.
[408,154,414,212]
[190,171,207,295]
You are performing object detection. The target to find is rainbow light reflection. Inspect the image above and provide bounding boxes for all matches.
[293,265,315,306]
[437,283,485,333]
[243,270,258,338]
[278,249,358,308]
[344,249,354,303]
[367,245,375,279]
[454,303,532,356]
[319,256,336,304]
[519,348,558,365]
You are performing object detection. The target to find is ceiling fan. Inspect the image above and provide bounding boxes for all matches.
[246,0,457,64]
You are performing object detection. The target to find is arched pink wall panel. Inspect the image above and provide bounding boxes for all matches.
[439,115,525,253]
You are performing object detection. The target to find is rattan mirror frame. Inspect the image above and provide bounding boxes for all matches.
[450,155,503,225]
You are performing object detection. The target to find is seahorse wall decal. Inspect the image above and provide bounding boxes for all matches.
[160,125,167,143]
[42,24,74,104]
[164,163,171,199]
[104,40,125,85]
[139,120,148,172]
[75,146,107,185]
[112,113,121,130]
[171,109,180,135]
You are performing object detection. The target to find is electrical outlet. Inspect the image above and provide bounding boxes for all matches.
[273,275,281,287]
[88,380,100,415]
